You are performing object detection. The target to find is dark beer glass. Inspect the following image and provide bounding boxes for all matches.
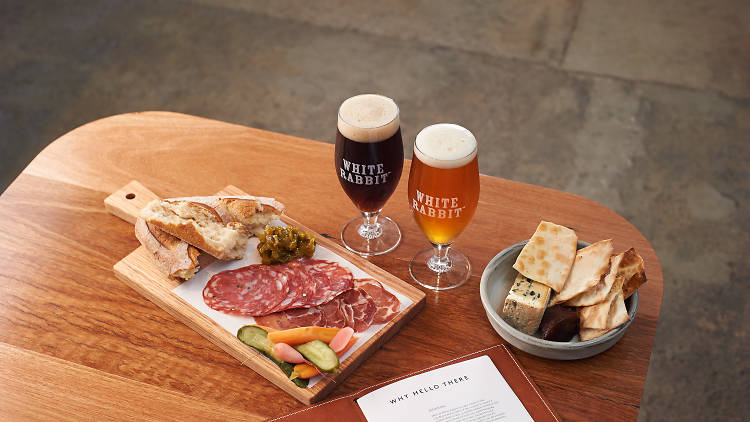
[335,94,403,256]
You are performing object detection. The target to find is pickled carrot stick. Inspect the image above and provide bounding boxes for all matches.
[291,363,320,379]
[267,326,340,345]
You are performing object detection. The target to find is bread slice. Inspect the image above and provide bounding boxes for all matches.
[140,200,250,260]
[171,195,284,237]
[549,239,614,306]
[134,218,200,279]
[513,221,577,292]
[501,273,552,335]
[618,248,646,299]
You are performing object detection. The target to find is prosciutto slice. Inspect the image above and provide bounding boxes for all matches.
[254,307,325,331]
[319,299,347,328]
[338,288,376,333]
[355,279,400,324]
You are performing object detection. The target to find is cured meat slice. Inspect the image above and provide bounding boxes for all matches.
[302,259,354,306]
[254,307,326,331]
[287,262,318,309]
[268,261,312,313]
[203,258,356,318]
[285,307,325,327]
[338,288,376,333]
[319,298,347,328]
[355,279,400,324]
[203,264,289,316]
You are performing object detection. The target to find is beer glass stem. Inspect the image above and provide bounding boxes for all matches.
[428,243,453,273]
[358,211,383,239]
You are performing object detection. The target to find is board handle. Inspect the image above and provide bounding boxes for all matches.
[104,180,159,225]
[104,183,249,225]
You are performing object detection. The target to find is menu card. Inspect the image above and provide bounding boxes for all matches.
[357,355,532,421]
[270,345,560,422]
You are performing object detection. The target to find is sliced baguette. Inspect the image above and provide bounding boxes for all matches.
[171,195,283,237]
[140,200,250,260]
[134,218,201,279]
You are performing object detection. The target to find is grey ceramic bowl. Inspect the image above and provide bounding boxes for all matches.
[480,240,638,360]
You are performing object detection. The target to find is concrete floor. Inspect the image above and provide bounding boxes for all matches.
[1,1,748,420]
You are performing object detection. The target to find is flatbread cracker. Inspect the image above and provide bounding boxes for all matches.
[606,290,630,329]
[618,248,647,299]
[579,290,629,340]
[549,239,614,306]
[579,271,626,329]
[513,221,577,292]
[579,326,610,341]
[566,252,624,307]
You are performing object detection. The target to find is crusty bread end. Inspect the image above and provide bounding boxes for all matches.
[134,218,200,280]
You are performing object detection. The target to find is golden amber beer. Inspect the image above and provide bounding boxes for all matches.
[408,123,479,290]
[408,126,479,245]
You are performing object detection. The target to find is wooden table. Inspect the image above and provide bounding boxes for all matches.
[0,112,663,421]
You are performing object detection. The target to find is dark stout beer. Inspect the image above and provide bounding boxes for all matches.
[335,95,403,213]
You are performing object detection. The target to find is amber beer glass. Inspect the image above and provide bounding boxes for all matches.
[335,94,403,256]
[408,124,479,290]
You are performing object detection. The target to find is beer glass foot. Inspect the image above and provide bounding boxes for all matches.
[341,216,401,257]
[409,248,471,290]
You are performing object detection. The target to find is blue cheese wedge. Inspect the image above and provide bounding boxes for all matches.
[501,273,552,335]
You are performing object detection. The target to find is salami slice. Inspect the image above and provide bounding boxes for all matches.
[267,261,311,313]
[203,264,289,316]
[302,259,354,306]
[338,288,376,333]
[287,263,318,309]
[254,307,325,331]
[203,258,356,318]
[355,279,400,324]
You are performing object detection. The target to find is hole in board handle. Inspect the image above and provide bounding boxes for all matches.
[125,193,136,200]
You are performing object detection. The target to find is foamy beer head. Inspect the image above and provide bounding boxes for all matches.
[335,94,404,213]
[337,94,400,143]
[408,124,479,245]
[414,124,477,169]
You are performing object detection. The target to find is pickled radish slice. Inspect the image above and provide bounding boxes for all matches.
[272,342,306,363]
[328,327,355,353]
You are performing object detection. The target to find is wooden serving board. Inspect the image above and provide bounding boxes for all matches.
[106,181,426,404]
